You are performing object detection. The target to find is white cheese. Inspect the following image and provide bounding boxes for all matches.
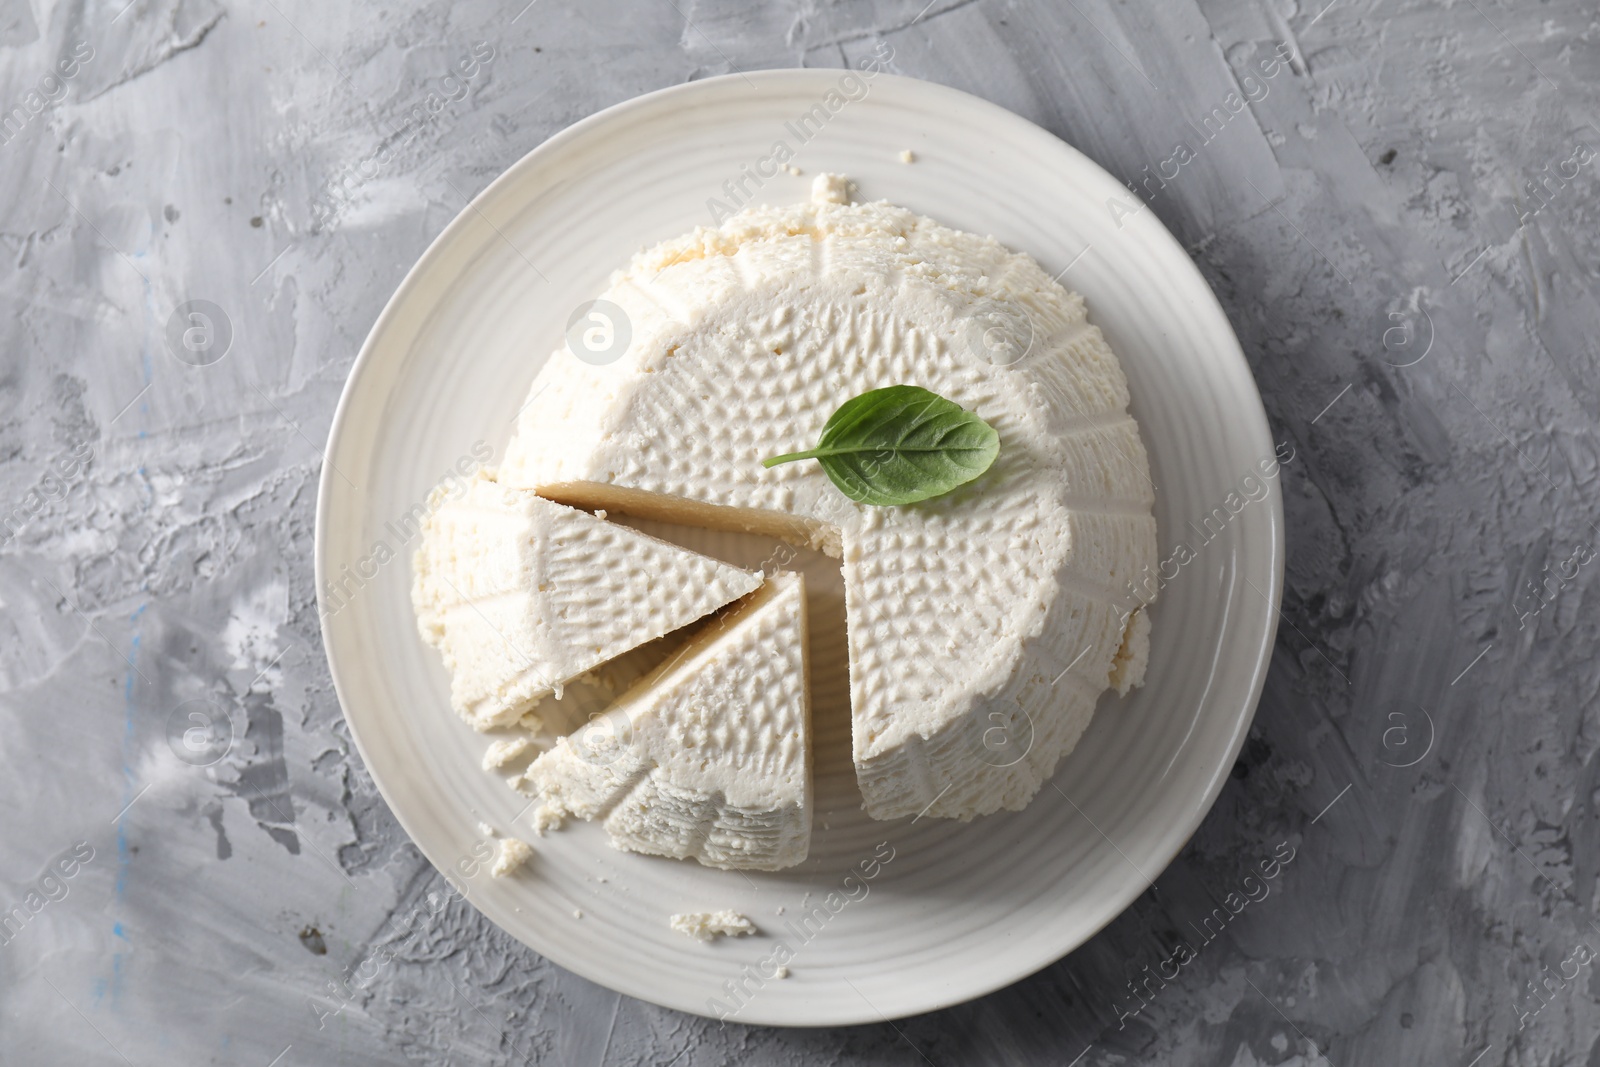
[524,573,811,870]
[811,172,851,204]
[670,911,758,941]
[1108,606,1151,695]
[482,736,533,771]
[529,805,560,836]
[498,179,1157,821]
[489,837,533,878]
[412,472,761,730]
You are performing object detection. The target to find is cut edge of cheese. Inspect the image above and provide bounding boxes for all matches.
[411,471,763,731]
[1108,607,1151,696]
[533,479,843,558]
[523,572,812,871]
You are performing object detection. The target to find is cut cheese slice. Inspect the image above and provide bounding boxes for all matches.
[411,472,762,730]
[499,178,1157,820]
[524,572,811,871]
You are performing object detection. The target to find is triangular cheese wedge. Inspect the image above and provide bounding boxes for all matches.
[412,472,761,730]
[525,572,812,871]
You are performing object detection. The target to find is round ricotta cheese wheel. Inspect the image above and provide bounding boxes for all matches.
[500,176,1157,821]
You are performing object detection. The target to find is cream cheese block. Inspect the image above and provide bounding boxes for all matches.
[500,177,1157,821]
[412,472,762,730]
[524,572,811,871]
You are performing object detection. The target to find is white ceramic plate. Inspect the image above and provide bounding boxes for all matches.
[317,70,1283,1026]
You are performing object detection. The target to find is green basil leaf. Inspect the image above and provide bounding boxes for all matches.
[762,385,1000,506]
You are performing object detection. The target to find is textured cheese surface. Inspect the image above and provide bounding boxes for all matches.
[525,573,812,871]
[669,910,759,941]
[500,179,1157,820]
[412,472,761,730]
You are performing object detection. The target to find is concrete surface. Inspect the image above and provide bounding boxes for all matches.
[3,0,1598,1063]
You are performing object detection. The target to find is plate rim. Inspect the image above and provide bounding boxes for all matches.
[315,67,1285,1026]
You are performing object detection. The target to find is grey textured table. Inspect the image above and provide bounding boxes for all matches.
[3,0,1595,1063]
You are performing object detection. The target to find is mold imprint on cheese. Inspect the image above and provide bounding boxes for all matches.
[495,174,1157,822]
[524,573,812,871]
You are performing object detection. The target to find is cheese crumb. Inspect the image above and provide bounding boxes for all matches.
[811,173,851,205]
[482,736,533,771]
[786,164,802,176]
[531,804,562,835]
[477,821,496,838]
[517,710,543,732]
[594,509,608,521]
[898,149,915,163]
[669,911,758,941]
[489,837,533,877]
[573,909,584,919]
[774,966,790,979]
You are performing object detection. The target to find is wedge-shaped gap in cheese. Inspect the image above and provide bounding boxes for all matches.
[503,622,710,746]
[412,472,762,731]
[534,480,844,558]
[524,572,812,871]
